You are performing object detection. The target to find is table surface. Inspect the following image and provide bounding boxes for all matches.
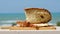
[0,26,60,34]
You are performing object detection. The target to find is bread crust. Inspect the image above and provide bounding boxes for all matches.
[9,26,56,30]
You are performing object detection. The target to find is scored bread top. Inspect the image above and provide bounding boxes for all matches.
[25,8,52,24]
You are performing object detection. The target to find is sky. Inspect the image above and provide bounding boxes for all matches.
[0,0,60,13]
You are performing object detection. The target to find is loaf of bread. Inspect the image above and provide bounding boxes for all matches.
[9,25,56,30]
[25,8,52,24]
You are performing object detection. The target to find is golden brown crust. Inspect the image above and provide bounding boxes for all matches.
[10,27,36,30]
[9,26,56,30]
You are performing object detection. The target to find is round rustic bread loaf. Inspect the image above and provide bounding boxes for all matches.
[25,8,52,24]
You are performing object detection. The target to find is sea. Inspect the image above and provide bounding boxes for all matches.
[0,13,60,26]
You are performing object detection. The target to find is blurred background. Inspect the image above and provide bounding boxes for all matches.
[0,0,60,26]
